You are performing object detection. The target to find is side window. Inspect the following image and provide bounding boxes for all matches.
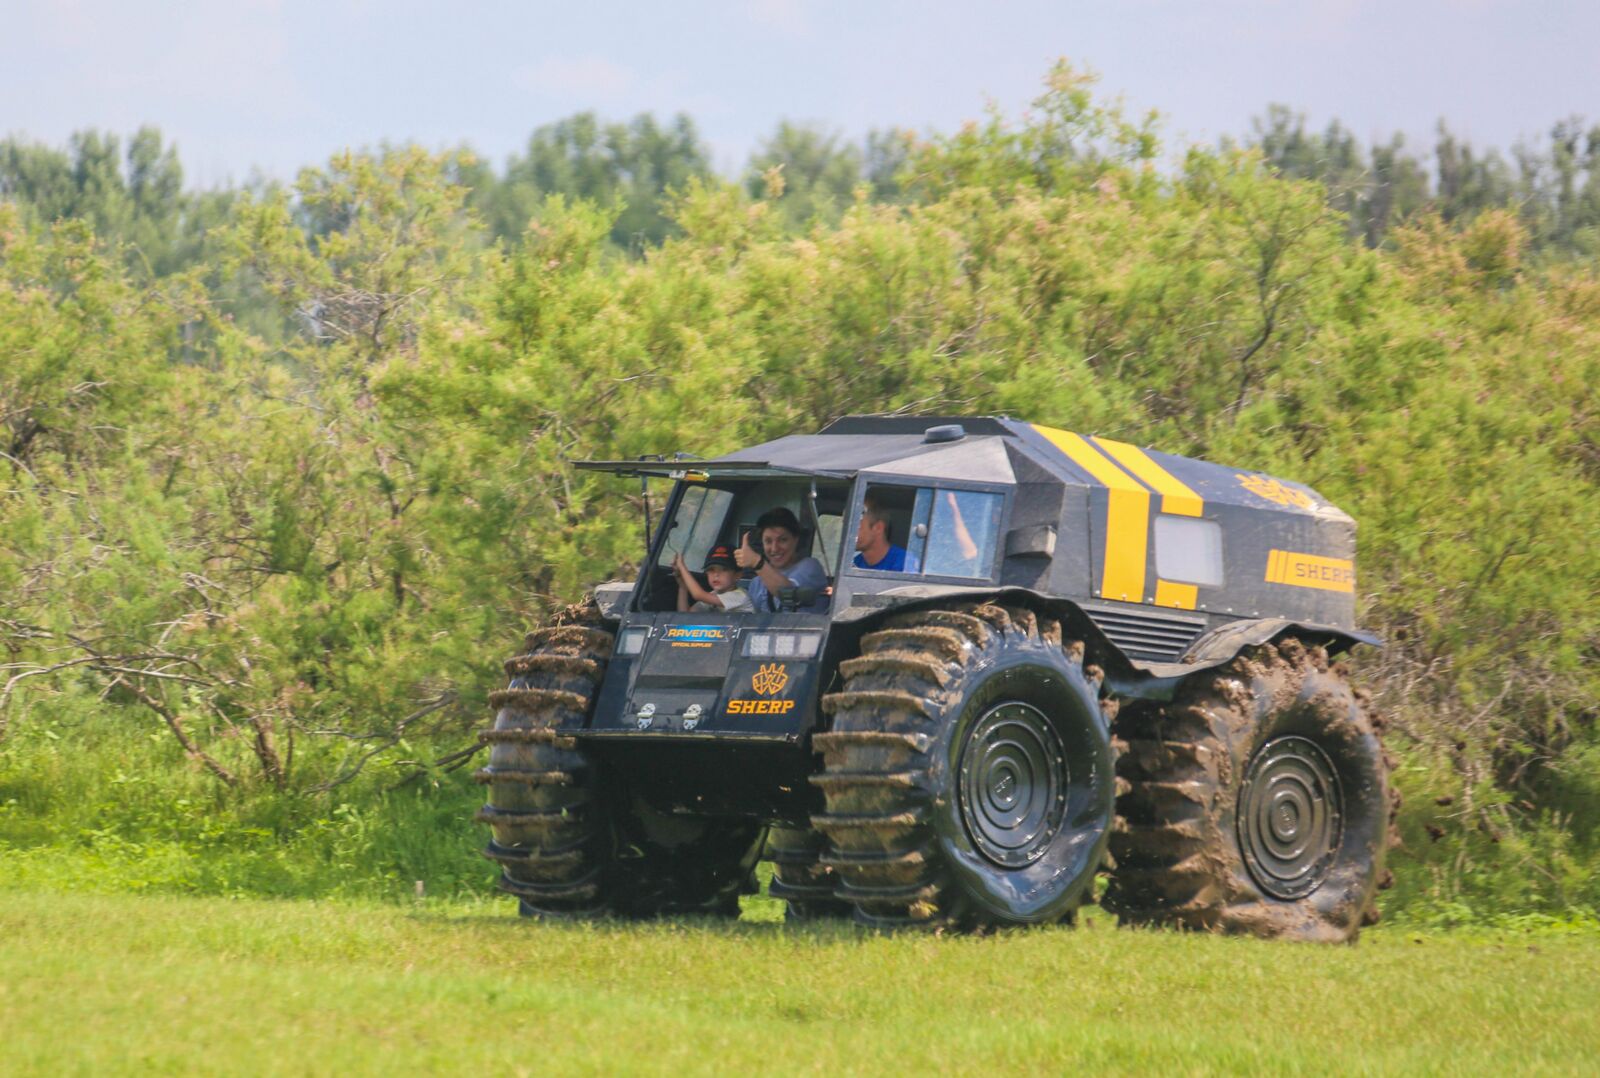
[856,484,922,572]
[924,490,1003,579]
[854,484,1003,580]
[1153,515,1223,587]
[657,486,734,568]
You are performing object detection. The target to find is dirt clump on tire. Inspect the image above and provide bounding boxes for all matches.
[1105,637,1397,942]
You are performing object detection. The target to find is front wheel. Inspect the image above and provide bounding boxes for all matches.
[476,600,765,920]
[813,603,1117,928]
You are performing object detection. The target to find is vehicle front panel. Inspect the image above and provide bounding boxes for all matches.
[583,610,832,743]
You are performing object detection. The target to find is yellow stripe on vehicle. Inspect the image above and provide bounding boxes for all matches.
[1265,549,1355,594]
[1033,425,1149,602]
[1092,437,1204,517]
[1153,580,1198,610]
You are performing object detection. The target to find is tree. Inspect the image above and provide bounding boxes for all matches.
[0,126,232,277]
[744,122,864,229]
[1242,105,1427,247]
[472,112,711,250]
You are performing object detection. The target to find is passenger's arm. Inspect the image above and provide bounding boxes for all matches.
[944,491,980,559]
[737,531,795,595]
[753,561,792,595]
[673,554,719,608]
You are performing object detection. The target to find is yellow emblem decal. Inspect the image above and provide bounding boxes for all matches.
[751,663,789,696]
[1236,473,1315,510]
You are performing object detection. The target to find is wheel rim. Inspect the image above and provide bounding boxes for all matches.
[957,701,1069,869]
[1238,735,1344,899]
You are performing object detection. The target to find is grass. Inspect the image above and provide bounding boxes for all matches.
[2,887,1598,1075]
[5,714,1600,1072]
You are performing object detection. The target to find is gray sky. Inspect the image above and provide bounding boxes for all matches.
[5,0,1596,186]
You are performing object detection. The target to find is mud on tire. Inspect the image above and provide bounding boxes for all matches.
[765,826,850,919]
[1105,637,1398,942]
[813,603,1117,928]
[476,601,615,917]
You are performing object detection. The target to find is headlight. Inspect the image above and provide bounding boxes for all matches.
[616,627,649,655]
[743,632,820,659]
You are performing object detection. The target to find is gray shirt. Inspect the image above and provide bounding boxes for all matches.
[745,556,828,613]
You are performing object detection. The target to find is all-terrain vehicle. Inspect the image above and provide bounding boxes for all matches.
[476,417,1396,939]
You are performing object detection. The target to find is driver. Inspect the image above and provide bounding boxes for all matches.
[736,507,828,613]
[854,488,916,572]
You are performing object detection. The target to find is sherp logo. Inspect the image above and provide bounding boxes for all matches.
[751,663,788,696]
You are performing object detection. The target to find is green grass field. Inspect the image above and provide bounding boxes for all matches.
[2,887,1596,1075]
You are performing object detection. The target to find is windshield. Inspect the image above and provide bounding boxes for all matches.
[655,485,734,570]
[635,478,850,613]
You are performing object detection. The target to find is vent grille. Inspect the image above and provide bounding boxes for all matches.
[1084,605,1206,663]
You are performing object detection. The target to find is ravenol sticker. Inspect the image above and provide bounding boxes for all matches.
[1265,550,1355,594]
[664,624,728,648]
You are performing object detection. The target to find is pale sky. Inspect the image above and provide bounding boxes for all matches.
[4,0,1595,186]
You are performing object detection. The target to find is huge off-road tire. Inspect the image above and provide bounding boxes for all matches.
[764,826,851,919]
[1105,638,1397,942]
[476,602,616,917]
[813,603,1117,929]
[476,600,766,919]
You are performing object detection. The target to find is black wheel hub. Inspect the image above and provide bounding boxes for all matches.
[957,702,1069,869]
[1238,735,1344,899]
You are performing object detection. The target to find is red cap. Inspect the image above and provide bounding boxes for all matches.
[703,545,738,571]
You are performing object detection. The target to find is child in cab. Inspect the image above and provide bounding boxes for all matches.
[673,545,754,613]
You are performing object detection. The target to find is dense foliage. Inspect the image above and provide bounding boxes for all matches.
[2,65,1596,921]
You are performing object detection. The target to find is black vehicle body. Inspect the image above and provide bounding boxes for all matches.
[572,415,1374,830]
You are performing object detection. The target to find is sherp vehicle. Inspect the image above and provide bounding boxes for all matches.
[476,416,1396,939]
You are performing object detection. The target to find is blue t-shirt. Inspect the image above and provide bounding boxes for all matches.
[853,544,916,572]
[747,556,829,613]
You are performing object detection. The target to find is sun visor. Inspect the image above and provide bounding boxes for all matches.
[571,459,851,480]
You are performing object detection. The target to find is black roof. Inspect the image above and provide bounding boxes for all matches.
[575,415,1349,520]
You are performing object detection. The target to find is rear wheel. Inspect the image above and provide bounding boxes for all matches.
[813,603,1117,928]
[1105,638,1397,941]
[765,826,851,919]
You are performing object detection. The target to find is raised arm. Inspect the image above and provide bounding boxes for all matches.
[673,553,722,609]
[735,529,794,595]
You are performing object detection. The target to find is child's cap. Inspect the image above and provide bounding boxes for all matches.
[703,545,738,571]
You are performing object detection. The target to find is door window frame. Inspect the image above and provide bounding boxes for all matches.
[842,474,1012,585]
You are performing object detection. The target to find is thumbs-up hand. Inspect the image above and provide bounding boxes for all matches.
[735,528,762,569]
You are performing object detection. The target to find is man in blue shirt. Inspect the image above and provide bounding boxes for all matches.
[852,489,916,572]
[736,507,830,612]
